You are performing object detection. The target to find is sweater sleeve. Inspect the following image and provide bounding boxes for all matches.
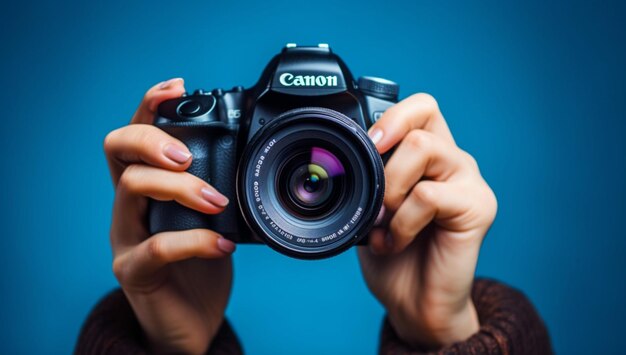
[379,278,553,355]
[75,289,243,355]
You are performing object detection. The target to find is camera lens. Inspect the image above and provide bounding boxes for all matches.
[278,147,345,218]
[238,107,385,259]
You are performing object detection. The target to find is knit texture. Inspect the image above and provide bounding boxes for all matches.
[75,279,550,354]
[379,279,552,354]
[74,290,242,355]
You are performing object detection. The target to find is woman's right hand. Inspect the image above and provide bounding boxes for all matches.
[104,78,236,354]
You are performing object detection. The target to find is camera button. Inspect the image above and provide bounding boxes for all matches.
[373,111,384,121]
[358,76,399,101]
[177,100,202,117]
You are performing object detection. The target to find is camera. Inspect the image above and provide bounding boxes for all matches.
[149,44,399,259]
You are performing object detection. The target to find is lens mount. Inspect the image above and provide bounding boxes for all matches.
[237,107,385,259]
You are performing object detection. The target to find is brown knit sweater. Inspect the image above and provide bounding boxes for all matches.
[75,279,552,354]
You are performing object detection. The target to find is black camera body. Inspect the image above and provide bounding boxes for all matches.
[150,44,399,259]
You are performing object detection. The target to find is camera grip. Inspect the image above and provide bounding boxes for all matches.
[148,125,241,239]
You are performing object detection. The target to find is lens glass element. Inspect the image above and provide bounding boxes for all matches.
[278,147,346,219]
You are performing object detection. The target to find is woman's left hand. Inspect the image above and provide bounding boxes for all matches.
[358,93,498,349]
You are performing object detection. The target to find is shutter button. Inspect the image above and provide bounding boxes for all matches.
[177,100,202,117]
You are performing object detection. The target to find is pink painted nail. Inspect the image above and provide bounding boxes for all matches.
[217,237,236,253]
[164,144,192,164]
[159,77,184,90]
[368,127,384,145]
[201,187,229,207]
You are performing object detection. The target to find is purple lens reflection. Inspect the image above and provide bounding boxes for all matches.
[278,145,347,217]
[296,183,317,203]
[291,164,329,206]
[311,147,345,177]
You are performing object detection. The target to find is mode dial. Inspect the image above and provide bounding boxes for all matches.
[358,76,399,101]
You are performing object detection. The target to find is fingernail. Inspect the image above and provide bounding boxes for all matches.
[159,77,184,90]
[217,237,236,253]
[374,206,386,226]
[384,232,394,251]
[164,144,192,164]
[368,127,384,145]
[201,187,229,207]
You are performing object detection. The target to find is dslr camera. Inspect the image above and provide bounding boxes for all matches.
[150,44,399,259]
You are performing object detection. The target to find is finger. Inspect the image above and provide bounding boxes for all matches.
[104,124,193,185]
[368,93,455,154]
[384,129,475,211]
[367,227,390,255]
[113,229,235,284]
[385,179,493,254]
[131,78,186,124]
[117,164,228,214]
[110,164,229,247]
[385,181,439,253]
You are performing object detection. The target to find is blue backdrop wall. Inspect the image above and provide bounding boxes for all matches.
[1,1,624,354]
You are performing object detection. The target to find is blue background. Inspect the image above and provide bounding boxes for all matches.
[1,1,624,354]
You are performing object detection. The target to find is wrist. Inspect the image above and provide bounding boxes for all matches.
[125,290,221,355]
[388,299,480,350]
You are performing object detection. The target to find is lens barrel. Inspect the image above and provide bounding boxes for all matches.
[277,147,345,219]
[237,107,385,259]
